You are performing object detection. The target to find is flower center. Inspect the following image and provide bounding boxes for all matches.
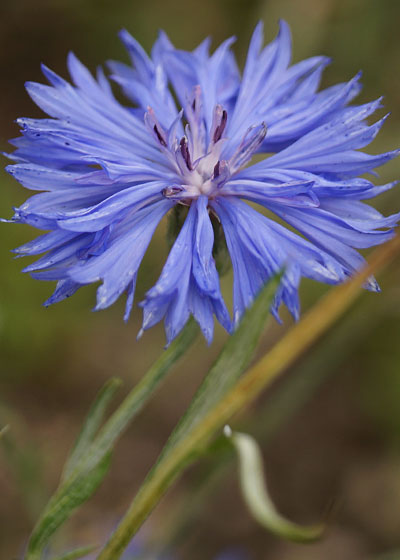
[145,87,266,203]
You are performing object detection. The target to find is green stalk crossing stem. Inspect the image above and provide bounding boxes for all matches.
[97,235,400,560]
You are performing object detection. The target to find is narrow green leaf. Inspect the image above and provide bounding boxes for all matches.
[62,378,122,481]
[25,319,199,560]
[160,273,281,457]
[154,297,382,552]
[50,544,98,560]
[27,453,112,559]
[97,275,281,558]
[98,235,400,560]
[225,426,324,542]
[81,318,199,474]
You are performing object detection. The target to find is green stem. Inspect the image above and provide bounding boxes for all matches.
[79,318,199,474]
[25,319,199,559]
[97,236,400,560]
[160,291,389,551]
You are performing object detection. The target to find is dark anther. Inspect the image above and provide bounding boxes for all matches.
[180,137,193,170]
[192,98,196,111]
[213,109,228,143]
[213,161,220,178]
[154,125,167,147]
[162,186,184,198]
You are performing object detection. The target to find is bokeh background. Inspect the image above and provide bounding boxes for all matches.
[1,0,400,559]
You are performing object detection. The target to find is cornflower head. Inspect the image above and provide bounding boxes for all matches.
[5,22,399,344]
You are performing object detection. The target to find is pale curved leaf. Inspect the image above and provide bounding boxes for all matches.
[97,236,400,560]
[225,426,324,542]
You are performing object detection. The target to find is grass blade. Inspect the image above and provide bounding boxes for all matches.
[97,235,400,560]
[158,273,281,458]
[25,319,199,560]
[50,544,98,560]
[62,378,122,481]
[27,453,112,559]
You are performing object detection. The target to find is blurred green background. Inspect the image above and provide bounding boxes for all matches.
[1,0,400,559]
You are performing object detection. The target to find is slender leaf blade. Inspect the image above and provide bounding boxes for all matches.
[27,453,112,559]
[96,275,282,558]
[50,544,98,560]
[62,378,122,481]
[83,318,199,472]
[160,274,281,455]
[97,236,400,560]
[25,319,199,560]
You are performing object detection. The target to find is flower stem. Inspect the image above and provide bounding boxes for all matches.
[97,235,400,560]
[81,318,199,473]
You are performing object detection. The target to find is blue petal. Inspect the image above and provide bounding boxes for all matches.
[13,229,77,256]
[157,35,240,131]
[212,198,348,323]
[110,30,179,127]
[5,22,399,344]
[140,196,231,344]
[22,233,91,272]
[118,29,154,84]
[268,203,396,249]
[192,196,232,334]
[44,278,82,306]
[69,200,173,313]
[222,178,318,208]
[6,164,85,191]
[49,181,166,232]
[238,165,397,200]
[229,20,292,139]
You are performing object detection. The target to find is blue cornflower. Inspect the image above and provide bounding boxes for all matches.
[5,21,399,344]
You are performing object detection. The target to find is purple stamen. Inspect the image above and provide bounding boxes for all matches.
[154,125,167,147]
[190,86,202,116]
[180,137,193,170]
[162,186,184,198]
[213,160,229,188]
[213,109,228,143]
[185,86,206,160]
[144,107,168,147]
[229,122,267,173]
